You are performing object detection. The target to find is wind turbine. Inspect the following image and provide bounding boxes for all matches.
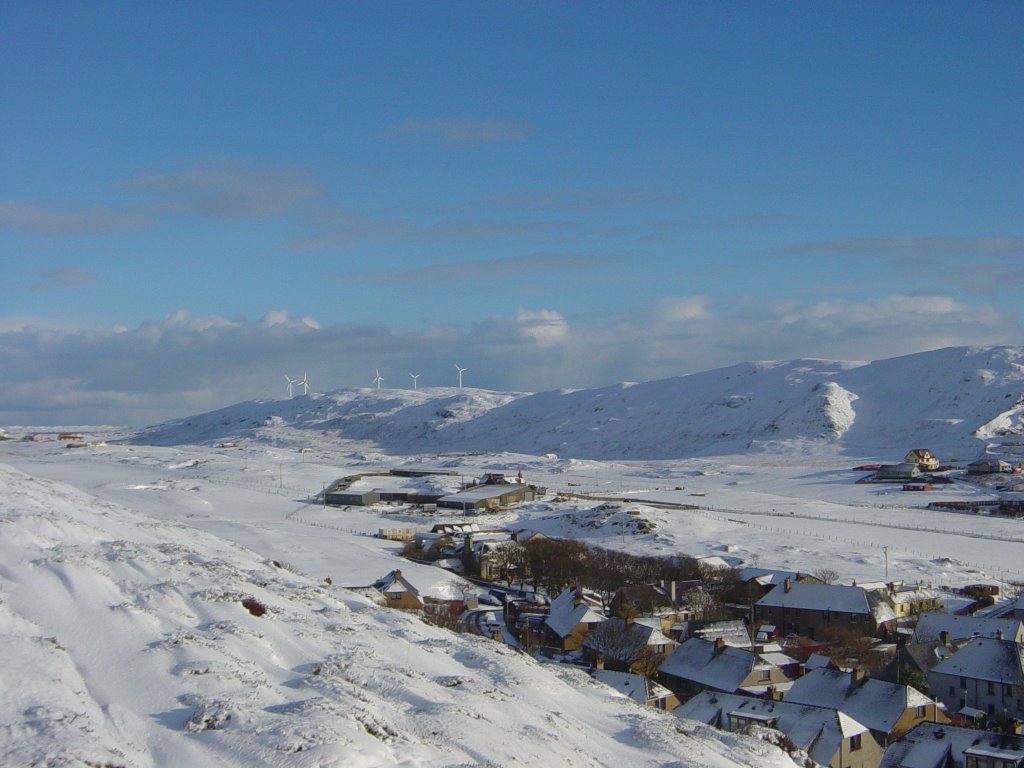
[299,372,310,395]
[373,369,383,390]
[285,374,298,398]
[409,372,420,390]
[454,364,468,389]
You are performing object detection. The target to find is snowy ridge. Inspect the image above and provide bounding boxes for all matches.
[131,346,1024,460]
[0,463,797,767]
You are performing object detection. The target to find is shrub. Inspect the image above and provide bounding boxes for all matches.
[242,597,267,617]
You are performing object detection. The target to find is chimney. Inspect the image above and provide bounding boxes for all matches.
[765,685,779,701]
[998,629,1005,641]
[714,637,726,655]
[784,577,792,594]
[595,656,605,670]
[851,667,865,686]
[939,630,951,647]
[393,569,401,578]
[670,580,678,605]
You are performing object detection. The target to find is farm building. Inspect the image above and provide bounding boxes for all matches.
[438,484,536,511]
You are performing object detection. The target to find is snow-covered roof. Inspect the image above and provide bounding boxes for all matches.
[545,587,606,639]
[591,669,674,705]
[757,582,873,615]
[659,638,757,693]
[737,567,801,586]
[880,723,1024,768]
[785,667,931,734]
[805,653,834,671]
[913,613,1024,644]
[675,691,870,768]
[930,637,1024,686]
[439,485,527,503]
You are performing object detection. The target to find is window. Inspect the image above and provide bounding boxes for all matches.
[850,734,862,751]
[988,681,996,696]
[915,705,927,718]
[758,669,771,682]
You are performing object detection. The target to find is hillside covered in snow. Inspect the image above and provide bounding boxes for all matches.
[0,462,798,767]
[132,346,1024,461]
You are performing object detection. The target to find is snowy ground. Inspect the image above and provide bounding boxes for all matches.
[3,425,1024,766]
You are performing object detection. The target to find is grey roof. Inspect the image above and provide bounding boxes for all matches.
[785,667,931,734]
[913,613,1024,644]
[545,587,606,639]
[659,638,758,693]
[591,669,674,705]
[929,637,1024,686]
[675,691,869,768]
[880,723,1024,768]
[583,618,672,662]
[757,582,873,615]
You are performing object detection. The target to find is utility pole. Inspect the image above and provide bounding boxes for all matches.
[884,546,889,580]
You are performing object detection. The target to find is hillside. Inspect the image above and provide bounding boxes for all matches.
[0,462,797,767]
[130,346,1024,461]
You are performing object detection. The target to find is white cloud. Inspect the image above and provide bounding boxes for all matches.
[0,294,1016,428]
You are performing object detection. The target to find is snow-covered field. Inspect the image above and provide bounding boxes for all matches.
[4,345,1024,765]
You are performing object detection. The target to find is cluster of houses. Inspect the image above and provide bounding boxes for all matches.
[359,550,1024,767]
[326,469,541,513]
[858,447,1024,493]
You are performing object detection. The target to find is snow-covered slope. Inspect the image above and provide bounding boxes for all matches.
[130,346,1024,460]
[0,463,797,767]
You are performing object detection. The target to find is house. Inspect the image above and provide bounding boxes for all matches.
[591,668,679,711]
[912,614,1024,645]
[736,567,817,598]
[755,580,897,640]
[609,580,704,621]
[658,637,795,698]
[672,618,752,647]
[582,617,675,674]
[675,691,883,768]
[905,449,941,471]
[785,667,947,746]
[876,463,923,481]
[968,458,1013,475]
[886,584,943,619]
[880,722,1024,768]
[928,637,1024,721]
[544,586,606,651]
[372,569,423,610]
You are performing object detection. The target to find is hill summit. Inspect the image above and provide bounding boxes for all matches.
[132,346,1024,460]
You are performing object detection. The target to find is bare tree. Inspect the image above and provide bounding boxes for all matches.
[811,568,840,585]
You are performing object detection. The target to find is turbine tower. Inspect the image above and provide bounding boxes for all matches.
[285,374,298,398]
[409,372,420,390]
[454,364,468,389]
[373,369,383,390]
[299,372,309,395]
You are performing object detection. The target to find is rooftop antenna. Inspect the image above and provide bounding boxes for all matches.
[454,364,468,389]
[373,369,383,391]
[299,372,309,396]
[409,372,420,390]
[285,374,298,398]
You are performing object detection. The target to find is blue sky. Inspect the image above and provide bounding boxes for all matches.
[2,2,1022,426]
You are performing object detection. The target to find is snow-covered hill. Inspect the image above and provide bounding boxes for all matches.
[130,346,1024,460]
[0,462,797,767]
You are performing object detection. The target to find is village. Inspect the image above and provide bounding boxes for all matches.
[341,448,1024,768]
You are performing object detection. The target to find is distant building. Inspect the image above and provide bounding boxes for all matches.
[904,449,941,471]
